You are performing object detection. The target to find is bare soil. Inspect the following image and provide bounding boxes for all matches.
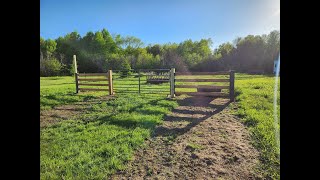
[111,96,263,180]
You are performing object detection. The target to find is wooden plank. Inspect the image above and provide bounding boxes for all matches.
[78,83,108,86]
[79,88,108,91]
[170,68,175,98]
[146,79,170,82]
[75,73,79,93]
[175,79,229,82]
[78,78,108,81]
[229,70,235,101]
[175,85,229,89]
[175,92,229,97]
[78,73,108,76]
[175,71,230,75]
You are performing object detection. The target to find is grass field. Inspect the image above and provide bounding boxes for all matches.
[41,93,178,179]
[40,73,280,179]
[235,75,280,179]
[40,76,107,110]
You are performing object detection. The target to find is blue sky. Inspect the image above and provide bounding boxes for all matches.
[40,0,280,49]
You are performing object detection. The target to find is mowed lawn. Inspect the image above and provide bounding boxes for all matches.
[40,74,280,179]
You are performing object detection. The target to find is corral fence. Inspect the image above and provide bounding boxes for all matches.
[73,55,235,100]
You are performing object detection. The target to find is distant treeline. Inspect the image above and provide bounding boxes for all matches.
[40,29,279,76]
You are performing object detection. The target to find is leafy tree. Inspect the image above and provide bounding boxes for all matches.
[40,58,63,76]
[40,28,279,76]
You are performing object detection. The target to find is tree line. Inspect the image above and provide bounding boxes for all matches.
[40,28,279,76]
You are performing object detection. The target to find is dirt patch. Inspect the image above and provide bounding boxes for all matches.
[111,96,263,179]
[40,96,113,128]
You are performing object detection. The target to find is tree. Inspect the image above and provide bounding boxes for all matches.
[146,44,162,56]
[40,28,280,76]
[40,38,57,59]
[120,36,144,49]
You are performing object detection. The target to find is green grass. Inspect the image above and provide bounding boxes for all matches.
[186,143,204,152]
[40,76,108,110]
[40,74,280,179]
[235,74,280,179]
[40,77,178,179]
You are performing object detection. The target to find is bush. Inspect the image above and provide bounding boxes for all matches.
[40,58,63,76]
[119,59,132,77]
[105,53,132,77]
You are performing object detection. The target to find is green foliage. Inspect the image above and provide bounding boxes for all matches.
[40,29,279,76]
[40,58,63,77]
[135,49,161,69]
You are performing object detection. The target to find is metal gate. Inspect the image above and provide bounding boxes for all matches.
[112,69,171,95]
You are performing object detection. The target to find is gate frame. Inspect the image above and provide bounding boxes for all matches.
[111,69,171,95]
[171,69,235,101]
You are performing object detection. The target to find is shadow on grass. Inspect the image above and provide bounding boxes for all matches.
[93,95,231,142]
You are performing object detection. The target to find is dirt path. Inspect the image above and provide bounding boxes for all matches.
[40,96,113,128]
[112,96,262,180]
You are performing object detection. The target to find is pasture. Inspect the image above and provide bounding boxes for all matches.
[40,73,280,179]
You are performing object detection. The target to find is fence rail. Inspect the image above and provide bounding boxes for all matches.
[172,69,235,101]
[73,54,234,99]
[175,85,229,89]
[176,79,230,82]
[175,71,230,75]
[78,73,108,76]
[78,83,108,86]
[75,70,113,95]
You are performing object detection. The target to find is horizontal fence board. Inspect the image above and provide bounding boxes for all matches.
[146,80,170,82]
[175,85,229,89]
[78,73,108,76]
[78,78,108,81]
[175,92,229,97]
[112,78,139,81]
[175,71,230,75]
[79,88,108,91]
[112,74,140,77]
[175,79,229,82]
[78,83,108,86]
[113,84,139,86]
[115,92,168,94]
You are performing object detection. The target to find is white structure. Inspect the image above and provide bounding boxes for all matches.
[273,54,280,75]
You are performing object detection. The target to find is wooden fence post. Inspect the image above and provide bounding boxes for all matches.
[73,55,78,74]
[229,70,235,101]
[75,73,79,93]
[170,68,175,98]
[73,55,79,93]
[108,70,113,95]
[138,70,141,94]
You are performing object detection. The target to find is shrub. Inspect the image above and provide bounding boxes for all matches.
[40,58,63,76]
